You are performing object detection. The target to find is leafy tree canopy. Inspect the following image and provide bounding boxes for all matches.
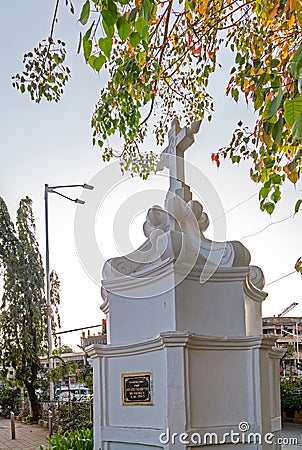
[49,356,77,385]
[58,344,75,354]
[12,0,302,213]
[0,197,60,420]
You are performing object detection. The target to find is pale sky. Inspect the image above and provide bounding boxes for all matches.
[0,1,301,349]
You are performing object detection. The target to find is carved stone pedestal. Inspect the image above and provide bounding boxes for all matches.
[87,199,284,450]
[87,119,284,449]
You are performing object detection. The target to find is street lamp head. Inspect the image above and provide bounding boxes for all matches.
[83,183,94,190]
[75,199,85,205]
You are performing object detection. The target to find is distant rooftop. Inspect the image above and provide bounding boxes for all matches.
[262,316,302,325]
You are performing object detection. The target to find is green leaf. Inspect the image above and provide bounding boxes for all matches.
[270,59,280,68]
[102,8,118,27]
[292,113,302,141]
[284,96,302,127]
[117,16,131,41]
[231,88,239,102]
[264,179,271,188]
[128,7,139,22]
[79,0,90,25]
[186,0,196,11]
[254,91,263,110]
[259,187,270,199]
[94,54,106,71]
[77,32,82,54]
[272,189,281,203]
[231,155,240,163]
[98,37,112,58]
[90,54,105,71]
[130,32,141,47]
[266,202,275,215]
[289,44,302,78]
[134,16,148,37]
[268,88,283,118]
[272,116,283,144]
[263,156,274,168]
[84,21,94,40]
[142,39,148,52]
[295,199,302,214]
[102,20,114,38]
[108,0,118,15]
[83,38,92,61]
[88,55,96,68]
[235,53,245,65]
[143,0,151,20]
[272,174,282,185]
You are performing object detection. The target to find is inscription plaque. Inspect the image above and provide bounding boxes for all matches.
[122,372,152,406]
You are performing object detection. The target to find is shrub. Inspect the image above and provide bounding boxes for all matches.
[52,400,92,432]
[26,414,33,423]
[41,428,93,450]
[0,386,21,417]
[280,377,302,413]
[59,417,92,434]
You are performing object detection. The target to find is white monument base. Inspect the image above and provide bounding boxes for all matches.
[87,332,284,450]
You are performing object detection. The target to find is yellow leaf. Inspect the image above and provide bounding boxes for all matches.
[243,78,249,89]
[263,130,273,147]
[288,15,296,28]
[198,0,209,14]
[288,170,299,184]
[295,257,302,273]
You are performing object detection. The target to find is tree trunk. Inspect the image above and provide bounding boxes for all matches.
[25,382,40,422]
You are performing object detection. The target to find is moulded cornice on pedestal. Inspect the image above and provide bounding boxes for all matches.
[101,262,256,295]
[86,331,279,359]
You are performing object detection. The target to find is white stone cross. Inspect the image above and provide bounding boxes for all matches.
[156,118,201,200]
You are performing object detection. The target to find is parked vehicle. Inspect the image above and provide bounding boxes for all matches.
[55,385,90,401]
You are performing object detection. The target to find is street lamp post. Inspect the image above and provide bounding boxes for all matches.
[44,183,94,400]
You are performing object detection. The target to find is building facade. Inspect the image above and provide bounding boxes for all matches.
[262,316,302,375]
[80,331,107,348]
